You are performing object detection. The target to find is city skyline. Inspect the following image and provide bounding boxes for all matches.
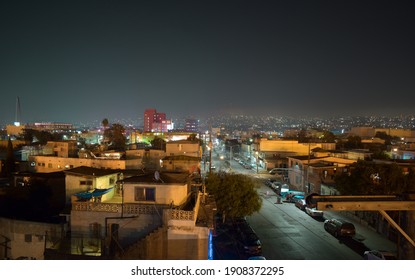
[1,0,414,125]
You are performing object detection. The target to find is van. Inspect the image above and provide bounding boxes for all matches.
[324,219,355,237]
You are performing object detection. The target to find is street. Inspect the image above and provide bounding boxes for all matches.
[248,184,397,259]
[210,148,398,260]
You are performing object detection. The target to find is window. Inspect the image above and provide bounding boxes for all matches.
[80,180,93,186]
[134,187,156,202]
[25,234,32,242]
[48,163,52,168]
[109,177,115,185]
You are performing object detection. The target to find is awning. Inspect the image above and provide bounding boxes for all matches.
[74,188,113,199]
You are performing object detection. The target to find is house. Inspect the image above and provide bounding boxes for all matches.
[255,138,336,171]
[46,170,214,260]
[287,155,357,194]
[165,140,202,158]
[63,166,123,206]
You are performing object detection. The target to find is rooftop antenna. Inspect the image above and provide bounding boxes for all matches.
[14,96,21,126]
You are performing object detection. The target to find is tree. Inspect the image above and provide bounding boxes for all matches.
[297,129,308,143]
[334,160,414,195]
[344,135,362,149]
[206,172,262,221]
[104,123,126,151]
[101,118,110,144]
[3,137,15,178]
[102,118,109,129]
[22,128,35,144]
[21,129,57,145]
[321,130,336,143]
[187,133,198,141]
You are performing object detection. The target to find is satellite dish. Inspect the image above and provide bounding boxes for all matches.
[154,171,160,181]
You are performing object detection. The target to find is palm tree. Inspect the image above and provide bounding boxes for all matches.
[102,118,109,130]
[101,118,109,145]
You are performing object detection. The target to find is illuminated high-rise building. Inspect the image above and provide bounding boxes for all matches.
[143,108,173,132]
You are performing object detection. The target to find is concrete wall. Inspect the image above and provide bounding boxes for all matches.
[167,227,209,259]
[166,141,201,157]
[259,139,335,154]
[28,155,141,172]
[70,208,163,248]
[0,217,63,260]
[123,183,188,206]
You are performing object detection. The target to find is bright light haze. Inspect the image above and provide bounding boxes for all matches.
[1,0,414,125]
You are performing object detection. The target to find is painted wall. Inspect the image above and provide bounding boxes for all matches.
[28,155,141,172]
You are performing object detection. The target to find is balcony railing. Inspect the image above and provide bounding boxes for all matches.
[73,202,158,215]
[166,192,201,222]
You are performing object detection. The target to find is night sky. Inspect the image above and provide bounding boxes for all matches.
[1,0,414,125]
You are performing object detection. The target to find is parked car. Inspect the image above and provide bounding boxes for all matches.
[286,193,304,203]
[238,230,262,256]
[232,217,262,256]
[269,168,286,176]
[363,250,397,260]
[270,181,282,193]
[324,219,356,237]
[305,206,324,217]
[295,199,307,210]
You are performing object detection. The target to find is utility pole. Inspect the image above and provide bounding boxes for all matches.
[306,141,310,194]
[209,130,212,175]
[229,145,232,171]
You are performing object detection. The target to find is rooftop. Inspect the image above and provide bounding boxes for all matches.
[63,166,122,177]
[120,171,190,184]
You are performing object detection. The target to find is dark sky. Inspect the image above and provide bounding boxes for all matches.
[1,0,414,125]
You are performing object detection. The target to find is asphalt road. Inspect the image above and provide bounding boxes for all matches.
[210,150,397,260]
[249,184,397,260]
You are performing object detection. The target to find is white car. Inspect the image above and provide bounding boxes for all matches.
[305,206,324,217]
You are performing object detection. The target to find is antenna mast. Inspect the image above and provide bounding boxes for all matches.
[14,96,21,126]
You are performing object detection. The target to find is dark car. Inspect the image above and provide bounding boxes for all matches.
[232,217,262,256]
[324,218,356,237]
[238,230,262,256]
